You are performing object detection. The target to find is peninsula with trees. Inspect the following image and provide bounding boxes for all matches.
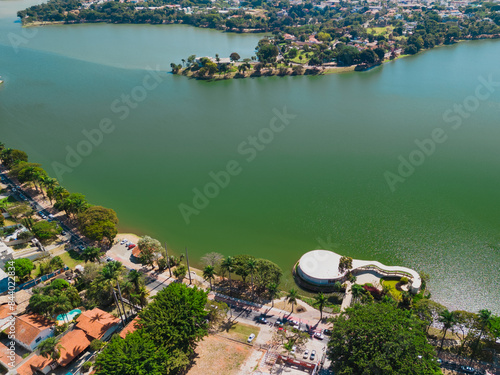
[17,0,500,79]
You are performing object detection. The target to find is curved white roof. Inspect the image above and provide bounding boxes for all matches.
[298,249,421,290]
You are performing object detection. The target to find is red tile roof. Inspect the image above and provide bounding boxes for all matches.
[57,329,91,367]
[119,317,140,339]
[76,308,119,340]
[0,303,14,319]
[0,341,22,367]
[14,314,54,346]
[132,247,141,258]
[17,354,53,375]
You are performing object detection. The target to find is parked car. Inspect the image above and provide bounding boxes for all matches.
[275,319,283,326]
[314,332,324,340]
[257,317,268,324]
[247,333,255,343]
[120,239,127,245]
[78,245,85,251]
[460,366,476,374]
[323,329,332,336]
[290,346,296,355]
[310,350,316,360]
[128,243,136,250]
[303,350,309,359]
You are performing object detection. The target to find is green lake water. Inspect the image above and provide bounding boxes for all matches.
[1,0,500,313]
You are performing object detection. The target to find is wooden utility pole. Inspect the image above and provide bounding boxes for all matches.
[116,282,128,320]
[165,243,172,278]
[112,288,126,327]
[185,247,192,285]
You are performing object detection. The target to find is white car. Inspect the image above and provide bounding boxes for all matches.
[290,346,296,355]
[310,350,316,360]
[247,333,255,343]
[303,349,309,359]
[314,332,324,340]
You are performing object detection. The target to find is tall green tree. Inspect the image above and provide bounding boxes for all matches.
[82,247,101,263]
[78,205,118,245]
[267,283,279,308]
[137,236,164,269]
[286,288,298,313]
[95,331,187,375]
[221,256,235,293]
[470,309,493,364]
[438,309,457,352]
[203,265,216,290]
[38,337,63,360]
[313,292,327,321]
[138,283,208,355]
[327,302,441,375]
[5,258,34,282]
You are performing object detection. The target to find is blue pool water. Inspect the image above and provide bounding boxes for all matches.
[56,309,82,322]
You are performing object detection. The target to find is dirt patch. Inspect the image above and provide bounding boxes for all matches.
[186,335,254,375]
[271,301,307,313]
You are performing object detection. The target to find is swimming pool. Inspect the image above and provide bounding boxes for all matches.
[56,309,81,323]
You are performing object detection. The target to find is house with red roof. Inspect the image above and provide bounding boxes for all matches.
[76,308,120,341]
[119,316,140,339]
[13,314,54,352]
[16,354,54,375]
[56,328,92,367]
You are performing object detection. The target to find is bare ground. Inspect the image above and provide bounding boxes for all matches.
[186,335,253,375]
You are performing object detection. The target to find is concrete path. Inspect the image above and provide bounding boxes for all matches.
[340,281,352,312]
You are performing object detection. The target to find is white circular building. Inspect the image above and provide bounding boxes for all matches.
[296,249,421,294]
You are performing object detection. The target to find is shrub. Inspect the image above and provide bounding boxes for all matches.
[400,277,409,285]
[90,339,104,351]
[81,361,93,373]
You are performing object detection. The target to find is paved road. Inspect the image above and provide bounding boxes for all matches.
[0,169,88,250]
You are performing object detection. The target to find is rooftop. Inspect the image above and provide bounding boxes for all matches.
[14,314,54,346]
[76,308,119,340]
[57,328,92,367]
[119,316,140,339]
[17,354,53,375]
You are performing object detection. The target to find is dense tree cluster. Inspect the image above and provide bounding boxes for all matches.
[328,302,442,375]
[94,283,208,375]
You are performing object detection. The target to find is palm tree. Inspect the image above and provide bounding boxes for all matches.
[203,265,216,290]
[101,261,124,282]
[286,288,298,313]
[53,185,68,202]
[470,309,493,364]
[268,283,279,307]
[43,177,58,202]
[247,259,257,298]
[82,247,101,263]
[38,337,63,360]
[221,256,235,294]
[51,295,73,323]
[438,309,457,353]
[350,284,365,303]
[314,292,327,321]
[127,270,142,292]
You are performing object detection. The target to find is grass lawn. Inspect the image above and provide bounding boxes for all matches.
[367,26,393,35]
[56,250,84,269]
[382,279,402,299]
[220,322,260,342]
[290,50,309,64]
